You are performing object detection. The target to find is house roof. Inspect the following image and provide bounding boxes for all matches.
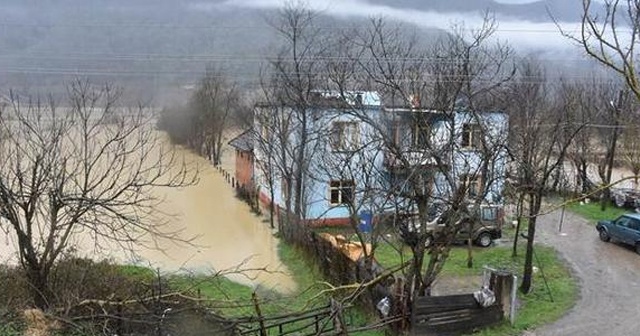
[227,129,253,152]
[254,91,381,109]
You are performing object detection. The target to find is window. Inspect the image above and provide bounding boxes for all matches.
[329,180,355,205]
[482,207,498,221]
[629,219,640,231]
[461,123,482,149]
[331,122,359,152]
[460,174,482,198]
[412,122,430,148]
[389,121,401,146]
[616,216,630,227]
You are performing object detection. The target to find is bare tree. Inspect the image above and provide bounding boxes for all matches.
[254,2,334,242]
[349,15,513,298]
[0,80,196,308]
[620,118,640,188]
[595,86,629,208]
[562,79,597,195]
[571,1,640,100]
[506,60,585,293]
[189,68,240,165]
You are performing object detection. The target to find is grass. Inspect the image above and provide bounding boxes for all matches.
[164,240,384,335]
[116,264,156,281]
[274,241,385,336]
[476,245,578,335]
[567,201,629,222]
[374,238,577,336]
[0,322,22,336]
[155,214,576,336]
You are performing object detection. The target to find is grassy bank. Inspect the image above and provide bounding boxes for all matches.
[567,201,628,222]
[374,240,577,335]
[166,240,384,335]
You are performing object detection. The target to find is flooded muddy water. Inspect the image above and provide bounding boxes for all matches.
[133,143,294,292]
[0,131,295,293]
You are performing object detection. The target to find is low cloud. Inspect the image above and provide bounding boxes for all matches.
[192,0,583,51]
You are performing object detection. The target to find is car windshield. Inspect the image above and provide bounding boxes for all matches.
[616,216,631,227]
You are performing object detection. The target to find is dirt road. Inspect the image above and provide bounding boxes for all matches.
[532,210,640,336]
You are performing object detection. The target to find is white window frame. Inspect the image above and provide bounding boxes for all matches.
[329,180,355,206]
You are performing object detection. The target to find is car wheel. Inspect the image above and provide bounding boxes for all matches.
[599,229,610,242]
[476,232,492,248]
[635,243,640,255]
[424,234,434,248]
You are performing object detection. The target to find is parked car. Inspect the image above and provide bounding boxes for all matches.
[596,213,640,254]
[398,204,504,248]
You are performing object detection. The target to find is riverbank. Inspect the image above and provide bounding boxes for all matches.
[0,132,295,293]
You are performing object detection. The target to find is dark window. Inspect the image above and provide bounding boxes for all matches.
[482,207,497,221]
[629,219,640,231]
[461,123,483,149]
[460,174,482,198]
[331,122,359,152]
[412,122,430,148]
[389,122,401,146]
[329,180,355,205]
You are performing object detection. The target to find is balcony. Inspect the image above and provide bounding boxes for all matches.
[384,149,447,168]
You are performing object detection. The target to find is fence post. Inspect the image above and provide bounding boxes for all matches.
[252,292,267,336]
[489,270,515,321]
[330,299,347,335]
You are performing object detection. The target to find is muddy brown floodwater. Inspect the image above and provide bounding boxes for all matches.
[0,132,295,293]
[135,142,295,292]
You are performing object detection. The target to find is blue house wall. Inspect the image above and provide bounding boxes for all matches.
[253,93,509,226]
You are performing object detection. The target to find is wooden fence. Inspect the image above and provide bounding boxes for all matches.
[235,301,350,336]
[411,294,503,336]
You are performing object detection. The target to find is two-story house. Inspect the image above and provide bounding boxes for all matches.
[247,91,508,227]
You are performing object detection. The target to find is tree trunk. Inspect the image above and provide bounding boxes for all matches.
[293,116,307,217]
[520,193,540,294]
[601,127,619,210]
[466,220,474,268]
[512,192,525,258]
[269,180,276,230]
[27,267,51,309]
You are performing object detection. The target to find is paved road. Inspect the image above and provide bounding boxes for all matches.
[532,210,640,336]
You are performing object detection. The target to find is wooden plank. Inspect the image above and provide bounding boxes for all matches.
[414,294,478,314]
[414,294,477,307]
[414,305,503,335]
[414,308,474,325]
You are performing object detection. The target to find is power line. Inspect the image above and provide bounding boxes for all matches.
[0,68,624,87]
[0,53,599,64]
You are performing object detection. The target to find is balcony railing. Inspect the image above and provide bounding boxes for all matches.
[384,149,447,168]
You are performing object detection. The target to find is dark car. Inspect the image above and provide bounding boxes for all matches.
[399,204,504,248]
[425,205,504,247]
[596,213,640,254]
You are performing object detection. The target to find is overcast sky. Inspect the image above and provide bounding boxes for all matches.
[494,0,539,3]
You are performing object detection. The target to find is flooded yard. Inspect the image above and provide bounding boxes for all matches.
[0,132,295,293]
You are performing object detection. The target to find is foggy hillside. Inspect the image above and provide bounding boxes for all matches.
[0,0,604,104]
[366,0,599,22]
